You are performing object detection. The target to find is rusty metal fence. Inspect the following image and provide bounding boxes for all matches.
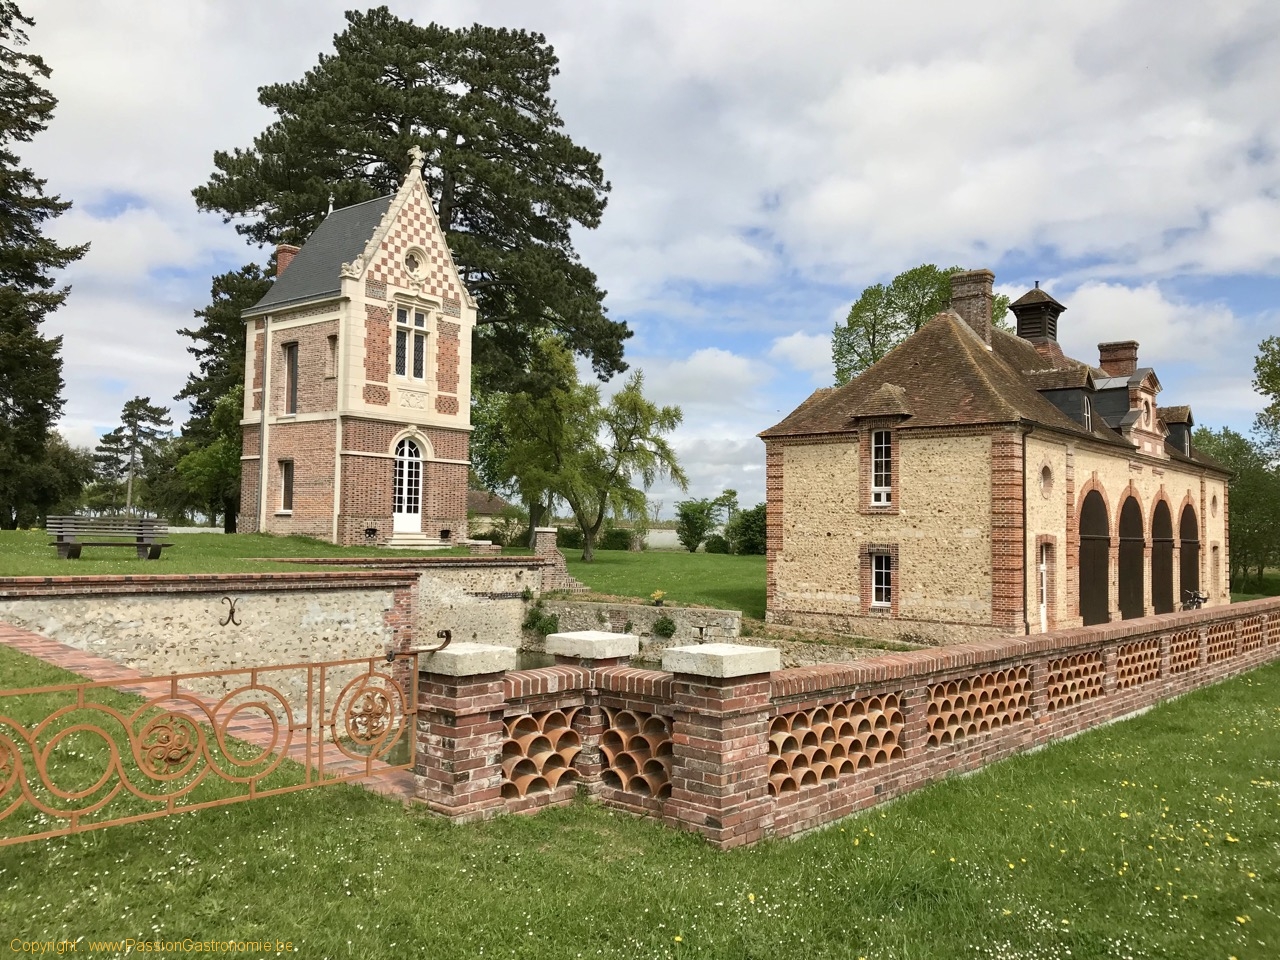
[0,652,417,846]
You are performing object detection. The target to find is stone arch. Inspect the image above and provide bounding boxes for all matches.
[1179,499,1200,599]
[1150,492,1175,615]
[1078,488,1110,626]
[388,427,434,460]
[1118,494,1145,620]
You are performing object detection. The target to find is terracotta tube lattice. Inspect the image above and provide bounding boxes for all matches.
[1115,639,1161,689]
[500,708,581,799]
[768,695,905,797]
[1169,630,1200,674]
[1045,652,1104,711]
[1206,623,1236,664]
[1240,616,1267,653]
[925,669,1030,747]
[600,708,672,799]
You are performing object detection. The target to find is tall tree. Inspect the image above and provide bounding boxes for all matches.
[0,2,88,528]
[832,265,1012,384]
[1255,335,1280,457]
[193,7,629,389]
[176,265,271,443]
[178,385,246,531]
[97,397,172,514]
[1192,426,1280,591]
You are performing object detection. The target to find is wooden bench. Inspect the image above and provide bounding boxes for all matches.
[46,516,174,560]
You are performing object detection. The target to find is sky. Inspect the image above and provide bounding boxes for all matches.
[23,0,1280,517]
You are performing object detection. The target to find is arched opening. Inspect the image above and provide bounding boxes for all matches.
[392,438,422,534]
[1118,497,1145,620]
[1180,505,1200,600]
[1079,491,1110,626]
[1151,501,1174,614]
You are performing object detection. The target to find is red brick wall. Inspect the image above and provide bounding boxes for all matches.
[436,320,460,393]
[990,429,1026,629]
[264,420,337,539]
[270,320,338,415]
[240,425,261,533]
[764,442,783,609]
[250,321,264,411]
[363,305,390,406]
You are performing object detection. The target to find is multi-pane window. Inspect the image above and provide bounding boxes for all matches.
[280,460,294,512]
[394,307,427,380]
[872,553,892,608]
[282,342,299,414]
[393,439,421,515]
[871,429,892,504]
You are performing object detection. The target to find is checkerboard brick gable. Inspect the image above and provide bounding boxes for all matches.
[239,149,475,545]
[760,271,1231,644]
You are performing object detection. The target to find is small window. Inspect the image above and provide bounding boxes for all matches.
[280,460,294,512]
[871,430,892,505]
[872,553,892,607]
[1082,397,1092,432]
[282,342,298,414]
[326,334,338,377]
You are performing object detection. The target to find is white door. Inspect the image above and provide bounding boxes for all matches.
[1038,544,1049,633]
[392,439,422,534]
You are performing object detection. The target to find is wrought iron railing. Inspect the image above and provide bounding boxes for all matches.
[0,653,417,846]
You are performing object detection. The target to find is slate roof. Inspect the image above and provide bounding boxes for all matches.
[760,311,1128,448]
[246,195,394,315]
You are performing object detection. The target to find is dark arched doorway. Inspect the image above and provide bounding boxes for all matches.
[1118,497,1145,620]
[1180,504,1200,601]
[1151,501,1174,614]
[1079,491,1110,626]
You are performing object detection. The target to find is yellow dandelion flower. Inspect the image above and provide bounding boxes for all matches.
[1002,909,1012,916]
[674,936,683,943]
[748,893,755,903]
[1119,812,1129,819]
[1236,915,1249,924]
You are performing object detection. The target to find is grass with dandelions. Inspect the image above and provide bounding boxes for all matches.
[2,642,1277,960]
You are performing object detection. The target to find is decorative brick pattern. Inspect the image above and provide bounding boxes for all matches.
[1046,652,1104,710]
[442,297,462,318]
[1169,629,1200,674]
[764,443,785,608]
[989,430,1025,629]
[1240,615,1266,652]
[1206,622,1235,663]
[600,707,673,798]
[925,669,1029,746]
[366,185,462,304]
[365,280,386,300]
[501,708,581,798]
[435,396,459,415]
[1115,638,1160,689]
[768,694,904,796]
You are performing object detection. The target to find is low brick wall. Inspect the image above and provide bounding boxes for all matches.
[414,598,1280,847]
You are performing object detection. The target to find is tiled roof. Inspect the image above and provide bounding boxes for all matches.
[1158,405,1192,424]
[1010,286,1066,309]
[468,490,512,515]
[760,311,1127,447]
[246,195,394,314]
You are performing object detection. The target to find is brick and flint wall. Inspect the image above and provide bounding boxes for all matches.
[416,598,1279,849]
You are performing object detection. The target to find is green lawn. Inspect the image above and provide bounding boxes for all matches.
[0,529,468,577]
[3,642,1276,958]
[566,550,767,618]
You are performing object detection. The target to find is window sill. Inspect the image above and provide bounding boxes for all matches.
[274,510,293,517]
[277,413,296,420]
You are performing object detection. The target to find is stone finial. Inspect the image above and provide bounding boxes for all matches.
[408,145,425,171]
[662,643,780,678]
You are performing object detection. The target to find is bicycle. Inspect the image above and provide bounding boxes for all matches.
[1181,589,1208,611]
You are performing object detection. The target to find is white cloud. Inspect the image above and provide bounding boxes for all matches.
[768,331,833,385]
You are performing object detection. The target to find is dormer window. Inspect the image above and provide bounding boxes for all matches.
[394,307,427,381]
[871,430,892,505]
[1082,397,1092,433]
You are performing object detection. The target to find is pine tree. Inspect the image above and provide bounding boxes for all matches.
[97,397,172,514]
[0,2,88,527]
[193,7,628,390]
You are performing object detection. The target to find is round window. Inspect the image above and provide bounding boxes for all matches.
[404,249,426,279]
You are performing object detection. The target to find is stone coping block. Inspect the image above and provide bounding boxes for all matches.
[662,643,780,678]
[545,630,639,660]
[419,642,516,677]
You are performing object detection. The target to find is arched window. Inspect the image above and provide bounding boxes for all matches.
[1151,502,1174,614]
[1179,505,1200,598]
[393,438,422,534]
[1079,491,1109,626]
[1118,497,1144,620]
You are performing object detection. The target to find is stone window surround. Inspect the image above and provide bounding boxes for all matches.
[393,305,429,382]
[859,542,899,617]
[1034,534,1059,632]
[277,459,294,515]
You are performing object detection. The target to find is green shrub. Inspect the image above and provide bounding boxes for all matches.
[522,601,560,637]
[599,528,633,551]
[652,614,676,639]
[727,502,767,555]
[557,527,583,549]
[675,499,717,552]
[704,533,730,554]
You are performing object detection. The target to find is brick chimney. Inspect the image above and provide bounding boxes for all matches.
[1098,341,1139,377]
[276,244,301,277]
[951,269,995,347]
